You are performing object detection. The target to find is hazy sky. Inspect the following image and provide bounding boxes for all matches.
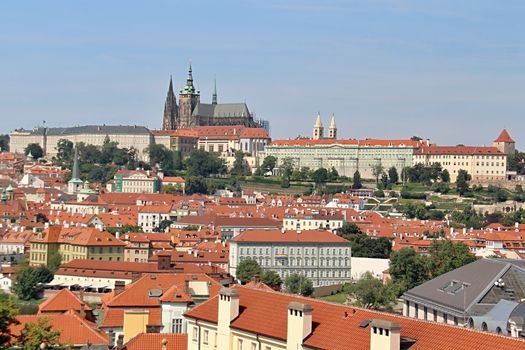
[1,1,524,147]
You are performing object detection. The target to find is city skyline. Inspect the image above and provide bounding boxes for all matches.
[1,1,524,146]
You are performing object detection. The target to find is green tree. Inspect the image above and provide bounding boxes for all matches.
[184,149,225,177]
[12,265,53,301]
[261,270,282,289]
[329,167,339,181]
[231,151,251,176]
[336,223,391,258]
[24,144,43,160]
[388,167,399,184]
[456,169,471,196]
[0,292,19,349]
[236,259,262,284]
[347,272,397,309]
[16,317,61,350]
[154,219,173,233]
[389,248,429,293]
[427,240,476,278]
[55,139,74,165]
[185,176,210,195]
[311,168,329,187]
[260,156,277,174]
[163,184,183,195]
[147,144,172,169]
[440,169,450,183]
[284,273,313,296]
[371,164,384,185]
[352,170,362,189]
[279,158,295,182]
[0,135,9,152]
[48,253,62,273]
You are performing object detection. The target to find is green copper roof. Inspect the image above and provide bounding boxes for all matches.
[180,62,200,96]
[6,185,13,192]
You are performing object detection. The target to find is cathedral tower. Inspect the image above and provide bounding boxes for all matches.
[313,113,324,140]
[162,76,178,130]
[328,114,337,139]
[212,77,218,105]
[178,63,200,128]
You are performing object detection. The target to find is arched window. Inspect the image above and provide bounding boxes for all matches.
[496,327,502,334]
[481,322,488,332]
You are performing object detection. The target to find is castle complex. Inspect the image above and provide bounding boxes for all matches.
[162,64,260,130]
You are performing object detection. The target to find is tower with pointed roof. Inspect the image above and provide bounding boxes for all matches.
[212,77,217,105]
[328,114,337,139]
[162,76,178,130]
[178,62,200,128]
[312,113,324,140]
[68,146,84,194]
[493,129,515,156]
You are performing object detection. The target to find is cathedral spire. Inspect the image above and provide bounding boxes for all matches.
[162,75,178,130]
[212,77,217,105]
[181,61,198,95]
[72,146,80,180]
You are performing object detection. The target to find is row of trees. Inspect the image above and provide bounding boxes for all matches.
[336,223,392,258]
[235,259,314,296]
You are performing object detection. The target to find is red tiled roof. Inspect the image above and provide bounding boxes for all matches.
[123,333,187,350]
[38,288,91,313]
[415,146,504,156]
[185,286,525,350]
[11,313,108,345]
[270,139,422,147]
[231,229,349,244]
[494,129,515,143]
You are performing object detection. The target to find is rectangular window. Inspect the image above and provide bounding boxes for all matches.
[192,327,198,342]
[237,339,243,350]
[203,330,209,345]
[172,318,183,333]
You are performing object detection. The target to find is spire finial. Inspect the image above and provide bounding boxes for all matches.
[212,76,218,105]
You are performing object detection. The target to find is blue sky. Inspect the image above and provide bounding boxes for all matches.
[1,0,524,147]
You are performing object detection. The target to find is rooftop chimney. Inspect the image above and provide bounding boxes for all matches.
[370,319,400,350]
[217,288,240,350]
[286,302,313,350]
[114,280,126,296]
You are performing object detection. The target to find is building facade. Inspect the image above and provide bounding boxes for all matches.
[229,229,351,287]
[413,146,507,182]
[10,125,153,161]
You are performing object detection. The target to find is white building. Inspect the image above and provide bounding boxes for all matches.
[229,229,351,287]
[138,205,173,232]
[282,209,345,232]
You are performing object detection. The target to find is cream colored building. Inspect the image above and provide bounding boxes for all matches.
[10,125,153,161]
[107,169,161,194]
[413,146,507,182]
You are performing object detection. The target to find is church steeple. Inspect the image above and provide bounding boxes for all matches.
[212,77,217,105]
[328,113,337,139]
[312,112,324,140]
[181,62,199,95]
[178,61,201,128]
[67,145,84,194]
[162,75,178,130]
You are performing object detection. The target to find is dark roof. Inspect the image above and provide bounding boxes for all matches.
[14,125,151,136]
[402,259,525,314]
[192,103,250,118]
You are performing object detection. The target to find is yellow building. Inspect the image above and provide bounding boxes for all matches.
[29,226,125,266]
[413,145,507,183]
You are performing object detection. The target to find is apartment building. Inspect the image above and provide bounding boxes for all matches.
[184,286,525,350]
[29,226,125,266]
[229,229,351,287]
[107,169,161,194]
[282,209,345,232]
[138,205,173,232]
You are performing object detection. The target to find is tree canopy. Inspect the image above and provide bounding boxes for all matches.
[0,292,19,349]
[347,272,397,310]
[15,317,61,350]
[236,259,262,284]
[352,170,362,189]
[12,265,53,301]
[336,223,392,258]
[184,149,225,177]
[24,144,43,160]
[284,273,313,296]
[261,270,282,290]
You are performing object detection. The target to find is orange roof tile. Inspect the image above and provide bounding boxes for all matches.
[494,129,515,143]
[38,288,91,313]
[185,286,525,350]
[123,333,187,350]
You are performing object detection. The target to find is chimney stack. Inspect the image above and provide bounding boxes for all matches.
[217,288,240,350]
[114,281,126,296]
[286,302,313,350]
[370,319,400,350]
